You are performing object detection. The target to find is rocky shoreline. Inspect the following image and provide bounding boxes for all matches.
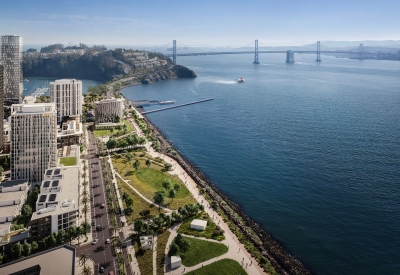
[138,112,312,275]
[141,65,196,84]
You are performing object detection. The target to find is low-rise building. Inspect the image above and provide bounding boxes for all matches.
[170,255,182,269]
[0,244,76,275]
[139,235,153,250]
[94,97,124,124]
[29,166,80,242]
[0,180,28,238]
[0,180,29,256]
[190,219,207,231]
[57,115,82,147]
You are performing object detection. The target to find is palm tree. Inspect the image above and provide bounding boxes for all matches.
[79,252,90,267]
[75,226,83,245]
[82,265,93,275]
[82,205,89,222]
[112,236,123,250]
[110,219,118,237]
[116,252,126,275]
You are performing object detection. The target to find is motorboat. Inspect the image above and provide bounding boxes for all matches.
[237,77,245,82]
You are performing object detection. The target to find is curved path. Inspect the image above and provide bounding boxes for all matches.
[114,171,173,213]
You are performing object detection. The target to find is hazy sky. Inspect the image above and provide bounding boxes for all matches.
[1,0,399,47]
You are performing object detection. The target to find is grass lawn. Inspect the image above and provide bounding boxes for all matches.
[133,237,153,275]
[178,212,225,241]
[59,157,77,166]
[156,230,171,275]
[94,119,135,137]
[176,237,228,267]
[117,179,163,223]
[185,259,247,275]
[112,154,196,210]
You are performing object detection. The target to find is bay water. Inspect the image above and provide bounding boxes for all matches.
[120,53,400,275]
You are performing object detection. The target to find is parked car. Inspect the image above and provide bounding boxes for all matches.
[105,239,110,244]
[99,266,104,273]
[91,221,95,226]
[92,239,98,245]
[101,203,105,208]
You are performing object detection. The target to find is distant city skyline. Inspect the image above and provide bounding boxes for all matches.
[1,0,400,47]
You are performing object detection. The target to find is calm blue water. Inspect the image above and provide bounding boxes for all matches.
[22,77,101,96]
[120,54,400,275]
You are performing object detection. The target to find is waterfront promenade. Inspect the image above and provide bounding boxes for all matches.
[111,110,268,275]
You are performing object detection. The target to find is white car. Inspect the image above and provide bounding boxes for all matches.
[105,239,110,244]
[92,238,98,245]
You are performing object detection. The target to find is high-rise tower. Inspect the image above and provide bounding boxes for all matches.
[10,103,57,183]
[50,79,83,124]
[1,35,23,106]
[0,64,4,152]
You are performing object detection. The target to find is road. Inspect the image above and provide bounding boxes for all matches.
[77,125,117,275]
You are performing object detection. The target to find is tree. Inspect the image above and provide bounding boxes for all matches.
[82,204,89,221]
[56,229,66,245]
[11,243,23,259]
[21,204,32,217]
[82,265,93,275]
[115,115,121,123]
[173,183,180,192]
[110,219,117,237]
[38,239,47,251]
[145,159,151,168]
[31,241,38,252]
[126,154,133,162]
[134,219,145,234]
[169,189,176,201]
[81,221,91,237]
[153,190,166,209]
[22,243,31,256]
[168,243,179,257]
[106,138,118,149]
[0,165,3,177]
[112,236,123,249]
[68,226,76,245]
[46,234,57,248]
[133,159,140,170]
[175,233,190,253]
[79,251,90,267]
[125,196,133,207]
[164,163,172,171]
[125,205,133,216]
[162,179,171,190]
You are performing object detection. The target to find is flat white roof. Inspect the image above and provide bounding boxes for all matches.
[0,245,75,275]
[171,255,181,263]
[31,166,80,219]
[190,219,208,227]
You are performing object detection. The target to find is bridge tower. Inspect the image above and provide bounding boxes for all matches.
[316,41,321,62]
[253,39,260,64]
[359,43,363,60]
[172,40,177,65]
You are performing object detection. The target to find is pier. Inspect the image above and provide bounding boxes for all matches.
[141,98,213,114]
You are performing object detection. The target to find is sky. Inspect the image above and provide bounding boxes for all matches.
[0,0,399,48]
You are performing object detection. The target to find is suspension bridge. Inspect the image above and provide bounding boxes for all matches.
[151,40,374,65]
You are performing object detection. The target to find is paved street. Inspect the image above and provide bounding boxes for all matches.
[77,125,116,275]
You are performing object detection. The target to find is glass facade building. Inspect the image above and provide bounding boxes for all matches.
[1,35,23,106]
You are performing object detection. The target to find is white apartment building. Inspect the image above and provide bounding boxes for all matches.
[50,79,83,124]
[10,103,57,183]
[1,35,23,106]
[94,97,125,123]
[30,166,80,241]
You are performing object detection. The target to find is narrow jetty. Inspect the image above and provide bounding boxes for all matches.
[142,98,213,114]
